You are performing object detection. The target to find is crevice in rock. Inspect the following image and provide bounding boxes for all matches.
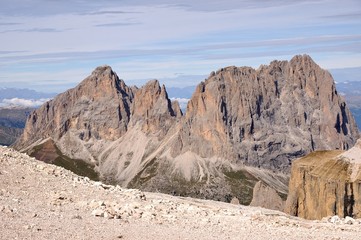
[340,102,349,136]
[343,183,355,217]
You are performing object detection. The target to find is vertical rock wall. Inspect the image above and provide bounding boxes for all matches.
[285,141,361,219]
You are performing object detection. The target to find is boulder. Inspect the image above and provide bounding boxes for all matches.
[285,139,361,219]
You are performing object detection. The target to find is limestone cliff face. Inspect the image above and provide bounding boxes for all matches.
[171,55,359,171]
[14,66,181,163]
[17,66,134,147]
[131,80,182,137]
[285,140,361,219]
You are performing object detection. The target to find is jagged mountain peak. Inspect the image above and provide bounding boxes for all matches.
[143,79,160,88]
[91,65,113,75]
[289,54,316,65]
[76,65,130,98]
[174,55,359,170]
[15,65,180,155]
[87,65,119,85]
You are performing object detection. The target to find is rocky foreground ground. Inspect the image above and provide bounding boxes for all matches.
[1,146,361,240]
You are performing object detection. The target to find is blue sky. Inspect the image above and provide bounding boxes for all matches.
[0,0,360,92]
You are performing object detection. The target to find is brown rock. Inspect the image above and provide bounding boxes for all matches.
[130,80,182,136]
[14,67,180,164]
[15,65,134,148]
[285,139,361,219]
[171,54,359,171]
[250,181,285,211]
[230,197,240,205]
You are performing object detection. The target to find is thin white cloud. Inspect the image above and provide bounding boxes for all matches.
[94,22,141,27]
[170,97,189,110]
[0,98,50,108]
[83,10,142,15]
[0,22,21,26]
[0,0,308,16]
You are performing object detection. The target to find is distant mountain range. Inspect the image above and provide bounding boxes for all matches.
[0,88,55,145]
[0,87,56,100]
[0,107,34,146]
[0,88,55,108]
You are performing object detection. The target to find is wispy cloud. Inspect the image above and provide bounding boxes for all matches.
[0,0,307,16]
[0,50,26,54]
[0,22,21,26]
[170,97,189,110]
[0,98,50,108]
[0,28,63,33]
[0,0,360,92]
[94,22,141,27]
[83,10,142,15]
[1,35,359,65]
[321,12,361,19]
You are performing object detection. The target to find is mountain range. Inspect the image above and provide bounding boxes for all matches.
[0,87,55,101]
[11,55,360,205]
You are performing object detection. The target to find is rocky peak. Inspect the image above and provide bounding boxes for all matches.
[131,79,181,136]
[76,65,132,100]
[91,65,113,75]
[14,66,135,151]
[172,55,359,170]
[289,54,314,64]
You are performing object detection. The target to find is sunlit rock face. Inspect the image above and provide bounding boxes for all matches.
[285,139,361,219]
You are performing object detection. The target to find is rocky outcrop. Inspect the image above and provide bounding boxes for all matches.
[14,66,181,163]
[171,55,359,171]
[13,55,360,205]
[16,66,134,147]
[250,181,285,211]
[130,80,182,137]
[285,139,361,219]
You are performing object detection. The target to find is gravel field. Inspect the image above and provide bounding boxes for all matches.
[1,146,360,240]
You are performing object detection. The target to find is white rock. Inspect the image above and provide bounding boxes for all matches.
[91,209,105,217]
[103,212,112,219]
[36,165,45,170]
[344,216,356,225]
[330,215,341,224]
[93,182,102,187]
